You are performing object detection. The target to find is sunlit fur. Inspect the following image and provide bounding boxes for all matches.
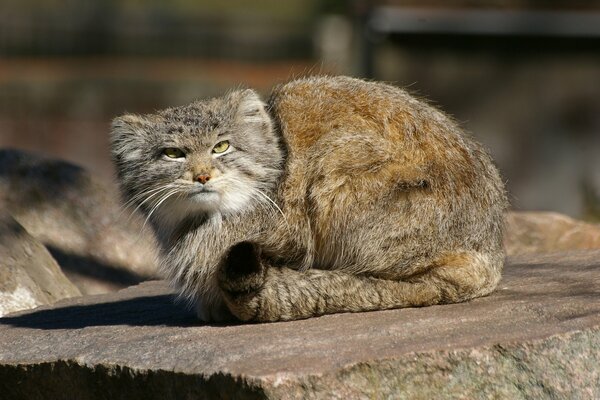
[111,76,508,323]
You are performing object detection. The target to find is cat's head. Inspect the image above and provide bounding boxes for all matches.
[110,89,284,228]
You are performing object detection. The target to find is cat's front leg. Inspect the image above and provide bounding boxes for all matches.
[218,241,360,322]
[218,245,500,323]
[217,241,268,321]
[217,241,416,322]
[193,294,236,323]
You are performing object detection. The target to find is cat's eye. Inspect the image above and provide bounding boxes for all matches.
[163,148,185,159]
[212,140,230,154]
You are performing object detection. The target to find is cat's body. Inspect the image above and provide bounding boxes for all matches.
[111,76,508,322]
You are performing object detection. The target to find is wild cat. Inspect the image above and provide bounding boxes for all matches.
[110,76,508,323]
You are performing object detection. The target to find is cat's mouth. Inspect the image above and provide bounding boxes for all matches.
[188,186,221,202]
[190,185,213,193]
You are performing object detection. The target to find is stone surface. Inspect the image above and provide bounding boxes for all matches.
[0,250,598,399]
[505,211,600,256]
[0,148,158,294]
[0,212,80,317]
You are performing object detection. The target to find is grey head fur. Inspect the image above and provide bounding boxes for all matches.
[110,89,285,241]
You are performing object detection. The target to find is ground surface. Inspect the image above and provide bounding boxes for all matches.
[1,250,599,399]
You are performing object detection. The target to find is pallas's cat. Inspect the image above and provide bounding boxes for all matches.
[110,76,507,322]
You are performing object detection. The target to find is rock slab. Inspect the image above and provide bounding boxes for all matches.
[505,211,600,256]
[0,250,599,399]
[0,149,158,294]
[0,212,80,317]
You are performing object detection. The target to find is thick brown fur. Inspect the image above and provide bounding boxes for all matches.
[111,76,508,323]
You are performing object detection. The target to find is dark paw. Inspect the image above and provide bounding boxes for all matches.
[218,241,265,297]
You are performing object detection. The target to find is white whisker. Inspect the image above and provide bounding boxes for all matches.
[117,185,170,219]
[141,188,180,232]
[121,185,167,208]
[126,187,173,222]
[254,187,287,223]
[221,175,290,233]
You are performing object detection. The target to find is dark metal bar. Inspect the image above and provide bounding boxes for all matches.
[369,8,600,37]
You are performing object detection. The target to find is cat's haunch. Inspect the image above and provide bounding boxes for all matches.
[110,76,508,323]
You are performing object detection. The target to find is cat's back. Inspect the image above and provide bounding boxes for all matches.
[267,76,493,191]
[268,76,416,154]
[266,76,506,269]
[267,76,474,164]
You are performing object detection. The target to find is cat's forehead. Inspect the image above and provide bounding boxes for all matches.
[157,100,229,132]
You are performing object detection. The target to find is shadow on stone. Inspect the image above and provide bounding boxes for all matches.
[0,295,200,329]
[47,245,150,289]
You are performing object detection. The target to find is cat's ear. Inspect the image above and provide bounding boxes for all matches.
[110,114,153,145]
[111,114,149,137]
[110,114,152,161]
[235,89,269,124]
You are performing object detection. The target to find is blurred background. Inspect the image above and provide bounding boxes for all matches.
[1,0,599,219]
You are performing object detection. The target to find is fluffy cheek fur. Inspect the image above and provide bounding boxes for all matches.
[155,171,260,225]
[214,172,261,215]
[113,143,257,226]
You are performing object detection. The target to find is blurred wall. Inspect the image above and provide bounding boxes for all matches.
[0,0,599,219]
[0,0,323,181]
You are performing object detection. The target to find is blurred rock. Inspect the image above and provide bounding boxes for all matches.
[0,212,80,317]
[0,149,158,294]
[505,211,600,256]
[0,250,598,398]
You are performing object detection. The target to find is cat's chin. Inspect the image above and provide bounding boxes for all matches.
[189,191,221,206]
[153,186,257,228]
[153,192,223,226]
[184,194,225,217]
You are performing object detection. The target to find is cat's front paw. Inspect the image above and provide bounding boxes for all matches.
[193,296,236,323]
[218,241,266,321]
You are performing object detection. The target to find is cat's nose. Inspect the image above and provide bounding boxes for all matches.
[195,174,211,184]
